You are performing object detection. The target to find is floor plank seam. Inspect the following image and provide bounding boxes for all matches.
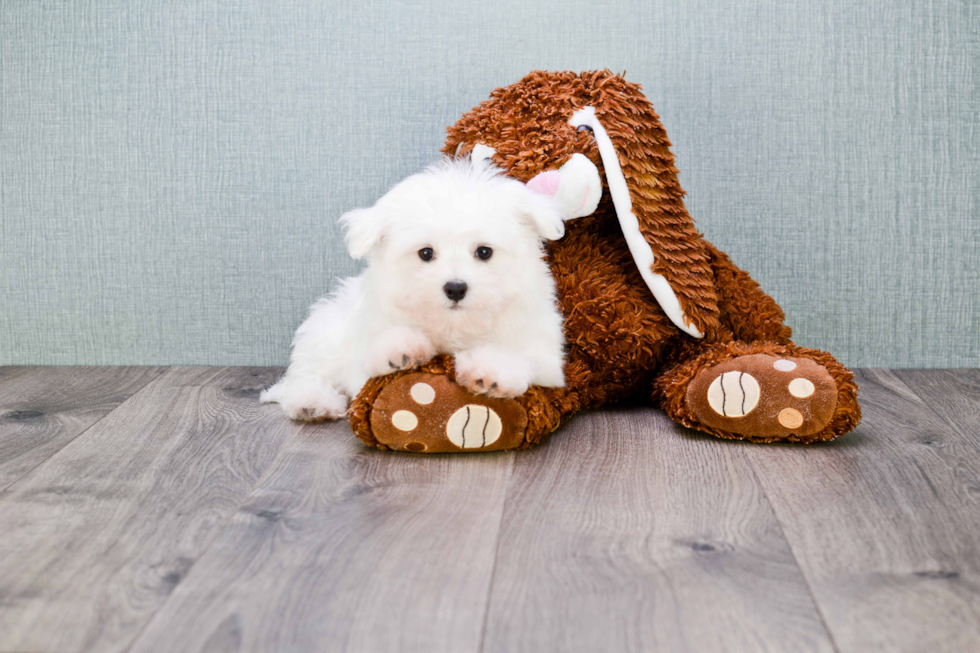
[122,547,212,653]
[475,454,517,653]
[124,397,309,653]
[0,366,170,495]
[742,447,843,653]
[879,371,980,628]
[890,370,980,457]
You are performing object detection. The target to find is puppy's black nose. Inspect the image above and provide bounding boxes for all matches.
[443,280,467,302]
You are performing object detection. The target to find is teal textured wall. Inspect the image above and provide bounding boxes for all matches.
[1,1,977,367]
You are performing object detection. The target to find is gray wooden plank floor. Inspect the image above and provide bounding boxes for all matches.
[481,409,834,653]
[0,366,977,653]
[0,367,298,653]
[742,369,980,651]
[0,367,166,490]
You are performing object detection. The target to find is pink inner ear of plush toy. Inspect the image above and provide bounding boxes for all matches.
[526,170,561,196]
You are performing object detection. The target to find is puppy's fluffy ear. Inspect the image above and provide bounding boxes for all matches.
[517,190,565,241]
[340,207,385,259]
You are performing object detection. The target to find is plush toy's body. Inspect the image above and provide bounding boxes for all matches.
[348,70,860,452]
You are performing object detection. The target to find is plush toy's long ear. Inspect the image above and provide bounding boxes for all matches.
[569,102,720,339]
[339,207,385,260]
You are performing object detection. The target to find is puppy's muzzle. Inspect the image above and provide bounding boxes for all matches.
[443,280,467,303]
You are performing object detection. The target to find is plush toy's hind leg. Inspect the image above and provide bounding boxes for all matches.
[657,242,860,442]
[705,241,794,345]
[348,355,583,452]
[654,341,860,443]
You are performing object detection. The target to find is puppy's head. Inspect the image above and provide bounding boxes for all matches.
[340,158,562,331]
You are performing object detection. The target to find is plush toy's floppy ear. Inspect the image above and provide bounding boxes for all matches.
[340,207,385,259]
[569,100,720,339]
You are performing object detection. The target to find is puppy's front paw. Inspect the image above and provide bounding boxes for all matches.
[455,349,533,398]
[368,328,437,377]
[263,381,348,421]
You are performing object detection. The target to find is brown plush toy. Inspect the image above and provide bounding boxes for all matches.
[347,70,860,452]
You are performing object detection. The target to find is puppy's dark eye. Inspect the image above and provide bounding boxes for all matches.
[418,247,434,262]
[475,246,493,261]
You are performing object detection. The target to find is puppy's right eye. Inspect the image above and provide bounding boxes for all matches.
[418,247,434,262]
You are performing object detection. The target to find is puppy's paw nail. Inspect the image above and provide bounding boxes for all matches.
[296,406,322,421]
[490,382,498,390]
[389,360,397,369]
[475,379,484,388]
[402,354,410,366]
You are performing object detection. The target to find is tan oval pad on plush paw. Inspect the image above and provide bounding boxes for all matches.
[370,373,528,453]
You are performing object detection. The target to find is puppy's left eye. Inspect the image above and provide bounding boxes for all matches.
[475,246,493,261]
[418,247,434,261]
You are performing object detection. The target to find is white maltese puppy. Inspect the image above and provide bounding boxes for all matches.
[261,157,567,420]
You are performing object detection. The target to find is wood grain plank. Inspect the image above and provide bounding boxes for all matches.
[128,423,515,653]
[481,408,834,653]
[0,366,296,653]
[744,369,980,652]
[0,366,167,490]
[892,369,980,447]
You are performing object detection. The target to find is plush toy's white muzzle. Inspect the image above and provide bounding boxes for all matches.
[526,154,602,220]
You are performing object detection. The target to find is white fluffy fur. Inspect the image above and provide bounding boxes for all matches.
[260,158,567,420]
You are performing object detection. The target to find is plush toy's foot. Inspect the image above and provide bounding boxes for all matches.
[657,342,860,443]
[348,355,580,453]
[365,372,528,452]
[687,353,838,438]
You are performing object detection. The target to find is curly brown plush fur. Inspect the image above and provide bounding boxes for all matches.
[348,70,860,450]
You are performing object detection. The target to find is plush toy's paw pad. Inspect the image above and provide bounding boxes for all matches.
[369,373,527,453]
[686,354,838,437]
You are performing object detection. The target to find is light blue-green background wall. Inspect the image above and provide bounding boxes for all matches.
[1,1,977,367]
